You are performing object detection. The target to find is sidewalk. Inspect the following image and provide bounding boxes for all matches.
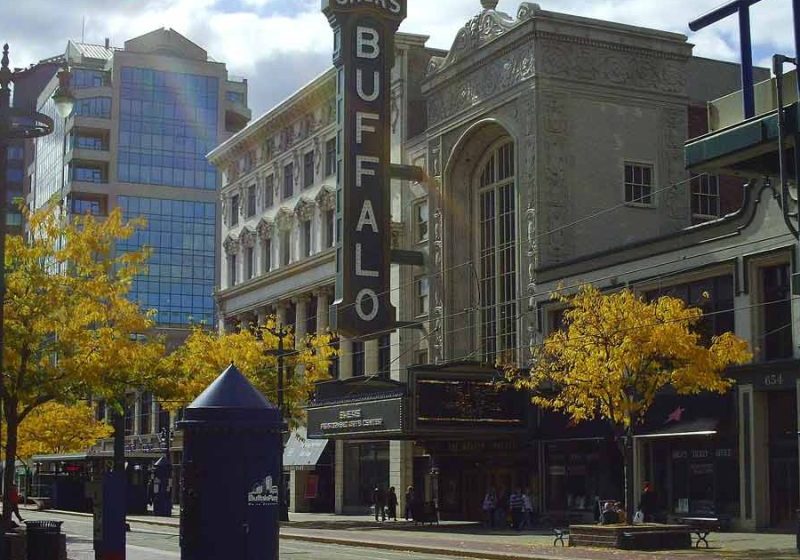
[30,507,799,560]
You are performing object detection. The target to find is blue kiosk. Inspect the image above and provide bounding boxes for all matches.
[178,364,283,560]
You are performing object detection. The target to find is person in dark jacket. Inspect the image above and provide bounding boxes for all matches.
[387,487,398,521]
[638,482,657,522]
[404,486,415,520]
[372,486,386,521]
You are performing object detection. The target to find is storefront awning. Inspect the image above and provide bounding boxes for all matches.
[634,418,719,439]
[283,430,330,471]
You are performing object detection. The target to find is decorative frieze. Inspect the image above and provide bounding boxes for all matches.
[275,207,294,232]
[315,186,336,211]
[240,228,257,249]
[223,235,240,256]
[257,218,274,240]
[294,198,316,222]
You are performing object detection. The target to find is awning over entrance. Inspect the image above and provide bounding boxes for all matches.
[634,418,719,439]
[283,429,330,471]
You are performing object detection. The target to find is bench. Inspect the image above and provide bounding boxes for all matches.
[620,529,693,550]
[553,528,569,546]
[675,516,729,548]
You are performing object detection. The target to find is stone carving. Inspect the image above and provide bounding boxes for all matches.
[279,127,294,152]
[223,235,240,256]
[434,6,518,72]
[240,228,257,249]
[315,186,336,211]
[432,206,444,363]
[537,39,687,94]
[221,196,229,225]
[540,94,573,263]
[430,145,441,178]
[427,44,535,125]
[275,207,295,232]
[517,2,541,20]
[293,149,301,189]
[294,198,316,222]
[257,218,274,240]
[313,137,322,175]
[391,84,402,134]
[263,137,275,163]
[660,108,688,220]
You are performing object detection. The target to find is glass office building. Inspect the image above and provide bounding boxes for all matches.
[118,196,216,326]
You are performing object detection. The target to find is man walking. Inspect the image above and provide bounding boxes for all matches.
[509,487,524,531]
[372,486,386,522]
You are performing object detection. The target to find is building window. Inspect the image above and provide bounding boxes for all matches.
[72,69,108,89]
[283,163,294,199]
[74,97,112,118]
[124,398,135,436]
[645,275,734,344]
[230,194,240,226]
[415,275,429,317]
[71,196,105,216]
[478,141,517,363]
[228,254,237,287]
[263,238,272,273]
[73,133,106,150]
[324,209,335,248]
[72,165,105,183]
[156,403,170,433]
[413,199,429,243]
[325,138,336,177]
[226,90,245,104]
[264,175,274,210]
[96,399,106,422]
[759,264,793,361]
[280,230,291,266]
[691,174,720,219]
[352,341,365,377]
[247,185,256,217]
[245,247,254,280]
[378,334,391,377]
[624,162,654,206]
[304,151,315,188]
[139,392,153,435]
[302,220,312,258]
[329,336,340,379]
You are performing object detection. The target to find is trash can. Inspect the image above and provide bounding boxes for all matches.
[25,520,63,560]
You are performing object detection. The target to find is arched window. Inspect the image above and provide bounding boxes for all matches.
[477,140,517,363]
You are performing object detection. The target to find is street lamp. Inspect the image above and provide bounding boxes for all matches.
[0,43,73,553]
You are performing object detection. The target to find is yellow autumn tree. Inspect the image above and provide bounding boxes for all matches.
[162,318,336,427]
[14,402,113,460]
[505,285,751,517]
[2,206,166,523]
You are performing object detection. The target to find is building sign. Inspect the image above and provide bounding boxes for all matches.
[321,0,406,338]
[247,475,279,506]
[307,397,404,438]
[416,378,527,427]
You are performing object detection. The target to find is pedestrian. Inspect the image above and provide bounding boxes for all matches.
[509,487,524,531]
[8,484,23,523]
[404,485,415,520]
[638,482,656,523]
[387,486,398,521]
[372,485,386,522]
[521,488,533,530]
[482,488,497,528]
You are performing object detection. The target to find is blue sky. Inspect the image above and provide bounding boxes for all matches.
[1,0,795,116]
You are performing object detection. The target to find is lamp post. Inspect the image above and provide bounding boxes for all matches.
[266,325,290,522]
[0,44,72,552]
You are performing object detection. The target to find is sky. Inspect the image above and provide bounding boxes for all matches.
[1,0,796,117]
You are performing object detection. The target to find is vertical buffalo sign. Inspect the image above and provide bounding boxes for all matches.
[322,0,405,338]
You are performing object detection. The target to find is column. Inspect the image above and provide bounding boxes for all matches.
[315,289,330,332]
[256,307,268,327]
[289,469,310,513]
[738,384,769,530]
[335,440,345,514]
[339,339,353,379]
[294,296,309,346]
[390,441,414,518]
[364,340,379,376]
[276,302,287,326]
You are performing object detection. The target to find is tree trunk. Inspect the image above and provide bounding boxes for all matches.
[3,401,19,527]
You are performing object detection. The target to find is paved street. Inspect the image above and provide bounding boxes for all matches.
[23,510,463,560]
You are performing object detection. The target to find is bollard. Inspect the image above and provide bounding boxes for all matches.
[178,364,283,560]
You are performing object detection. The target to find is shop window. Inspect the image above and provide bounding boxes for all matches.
[413,199,428,243]
[247,185,256,217]
[304,151,315,188]
[343,442,389,509]
[325,138,336,177]
[758,264,793,361]
[691,174,720,219]
[624,162,654,206]
[352,341,365,377]
[478,140,517,363]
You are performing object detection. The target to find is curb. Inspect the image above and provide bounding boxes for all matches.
[280,532,551,560]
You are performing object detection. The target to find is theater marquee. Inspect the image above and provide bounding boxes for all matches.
[321,0,406,338]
